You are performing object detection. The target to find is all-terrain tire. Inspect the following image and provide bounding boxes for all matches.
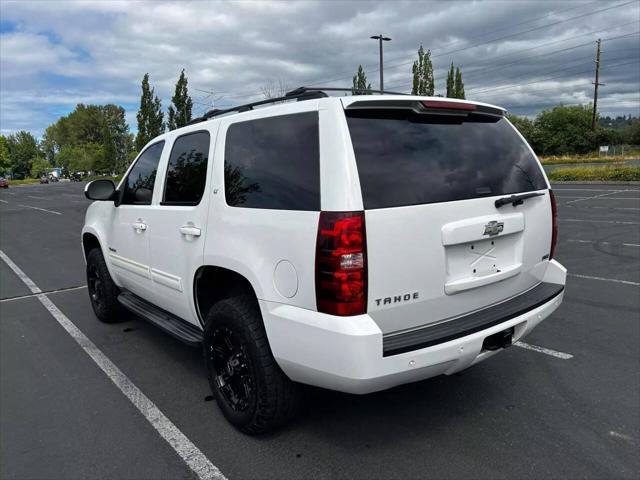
[86,248,124,323]
[203,296,300,434]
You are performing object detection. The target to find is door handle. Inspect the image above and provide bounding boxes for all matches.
[180,225,201,237]
[131,221,147,232]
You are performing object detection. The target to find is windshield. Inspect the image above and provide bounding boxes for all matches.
[345,109,547,209]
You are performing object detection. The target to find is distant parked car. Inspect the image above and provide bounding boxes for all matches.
[39,176,49,184]
[70,173,82,182]
[49,175,59,183]
[0,177,8,188]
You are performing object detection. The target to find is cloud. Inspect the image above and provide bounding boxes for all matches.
[0,0,638,137]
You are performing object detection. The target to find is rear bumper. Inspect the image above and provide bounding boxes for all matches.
[262,260,566,394]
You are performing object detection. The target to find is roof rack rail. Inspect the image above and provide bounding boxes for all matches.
[287,86,408,96]
[186,86,408,126]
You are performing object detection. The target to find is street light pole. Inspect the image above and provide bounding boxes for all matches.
[370,34,391,91]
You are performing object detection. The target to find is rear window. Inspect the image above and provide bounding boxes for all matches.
[346,109,546,209]
[224,112,320,211]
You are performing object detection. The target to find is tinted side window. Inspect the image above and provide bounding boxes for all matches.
[121,141,164,205]
[224,112,320,211]
[163,131,210,205]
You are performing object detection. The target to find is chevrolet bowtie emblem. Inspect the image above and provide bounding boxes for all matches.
[483,220,504,236]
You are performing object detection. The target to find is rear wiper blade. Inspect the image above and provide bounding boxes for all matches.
[495,191,545,208]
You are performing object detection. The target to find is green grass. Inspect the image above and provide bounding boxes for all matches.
[7,178,41,185]
[547,165,640,181]
[540,156,625,165]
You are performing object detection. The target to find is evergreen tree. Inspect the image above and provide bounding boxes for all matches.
[352,65,372,95]
[167,69,193,130]
[411,46,434,96]
[446,63,455,98]
[454,67,465,99]
[135,73,165,152]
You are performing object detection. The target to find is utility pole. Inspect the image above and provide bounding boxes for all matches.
[370,34,391,91]
[591,38,604,131]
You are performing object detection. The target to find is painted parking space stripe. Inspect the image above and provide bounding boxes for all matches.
[568,273,640,286]
[0,285,88,303]
[514,341,573,360]
[0,199,8,204]
[561,218,640,225]
[17,204,62,215]
[566,239,640,247]
[0,249,226,480]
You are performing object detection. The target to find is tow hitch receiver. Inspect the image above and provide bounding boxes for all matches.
[482,327,514,351]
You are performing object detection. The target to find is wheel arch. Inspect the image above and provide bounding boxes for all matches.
[193,265,261,327]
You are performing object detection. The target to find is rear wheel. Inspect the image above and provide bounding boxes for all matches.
[86,248,123,323]
[203,296,300,434]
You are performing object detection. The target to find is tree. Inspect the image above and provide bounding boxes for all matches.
[446,63,465,99]
[102,104,130,173]
[411,46,434,96]
[261,79,290,99]
[623,119,640,145]
[167,69,193,130]
[352,65,372,95]
[57,144,104,173]
[534,104,597,155]
[0,135,10,175]
[454,67,465,99]
[507,114,538,151]
[135,73,165,151]
[446,63,455,98]
[30,157,51,178]
[6,131,40,178]
[41,103,132,174]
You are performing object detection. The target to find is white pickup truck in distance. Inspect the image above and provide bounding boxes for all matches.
[82,90,566,434]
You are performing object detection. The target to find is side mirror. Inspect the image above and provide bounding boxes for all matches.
[85,179,116,201]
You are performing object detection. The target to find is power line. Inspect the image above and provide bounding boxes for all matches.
[203,0,637,101]
[385,30,639,91]
[470,59,639,97]
[316,0,637,86]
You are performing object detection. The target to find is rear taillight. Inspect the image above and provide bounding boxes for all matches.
[549,190,558,259]
[315,211,367,316]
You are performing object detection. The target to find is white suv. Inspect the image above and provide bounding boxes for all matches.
[82,89,566,434]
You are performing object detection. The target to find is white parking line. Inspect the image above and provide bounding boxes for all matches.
[17,204,62,215]
[514,341,573,360]
[561,218,640,225]
[565,190,625,205]
[563,205,640,211]
[568,273,640,286]
[553,188,640,192]
[0,285,88,303]
[566,239,640,247]
[0,199,7,204]
[27,195,46,199]
[0,249,226,480]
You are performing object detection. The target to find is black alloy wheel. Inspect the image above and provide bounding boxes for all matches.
[87,263,104,311]
[208,326,255,413]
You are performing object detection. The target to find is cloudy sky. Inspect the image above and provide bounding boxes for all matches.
[1,0,639,137]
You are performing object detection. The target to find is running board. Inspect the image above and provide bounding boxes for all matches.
[118,291,203,346]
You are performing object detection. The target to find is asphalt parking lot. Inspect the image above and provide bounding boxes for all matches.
[1,181,638,480]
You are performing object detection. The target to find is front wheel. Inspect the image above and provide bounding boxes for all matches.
[203,296,300,434]
[86,248,123,323]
